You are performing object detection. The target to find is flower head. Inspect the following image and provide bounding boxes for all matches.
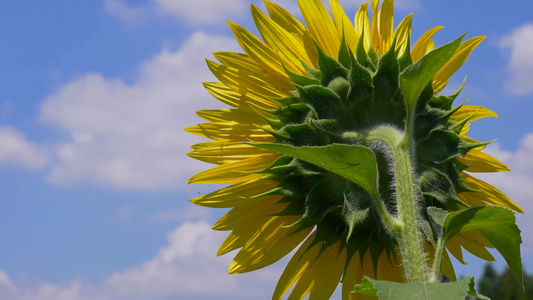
[186,0,523,299]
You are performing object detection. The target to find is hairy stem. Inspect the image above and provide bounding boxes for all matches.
[367,126,430,282]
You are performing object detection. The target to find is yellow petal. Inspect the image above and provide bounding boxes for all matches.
[354,3,371,51]
[196,108,266,124]
[342,253,363,300]
[207,59,289,101]
[378,0,394,54]
[446,236,465,264]
[213,51,293,90]
[369,0,381,51]
[298,0,339,58]
[189,178,278,208]
[288,242,342,300]
[184,122,273,142]
[433,36,486,93]
[394,14,413,58]
[273,232,320,299]
[188,141,271,165]
[329,0,359,51]
[264,0,318,67]
[309,244,347,300]
[203,82,255,111]
[442,250,457,281]
[212,196,284,231]
[460,173,524,213]
[228,21,291,83]
[411,26,444,62]
[455,234,495,262]
[230,217,311,273]
[187,154,278,184]
[451,105,498,122]
[457,149,510,173]
[251,4,308,73]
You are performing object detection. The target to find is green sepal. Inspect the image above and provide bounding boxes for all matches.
[273,196,305,216]
[287,175,345,229]
[313,39,349,86]
[344,207,370,241]
[354,276,490,300]
[400,33,465,113]
[347,55,373,104]
[338,30,355,69]
[269,96,300,107]
[281,60,320,87]
[418,169,466,209]
[426,207,449,238]
[372,40,401,111]
[297,84,343,119]
[263,103,312,124]
[249,143,380,199]
[428,76,466,110]
[300,59,322,80]
[397,34,413,71]
[442,206,523,287]
[355,31,375,71]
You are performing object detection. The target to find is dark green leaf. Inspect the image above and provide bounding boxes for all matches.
[250,143,379,199]
[442,206,523,286]
[400,34,465,112]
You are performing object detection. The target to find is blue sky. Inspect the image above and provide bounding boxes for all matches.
[0,0,532,299]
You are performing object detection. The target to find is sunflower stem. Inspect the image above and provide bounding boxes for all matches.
[367,126,430,282]
[431,238,446,282]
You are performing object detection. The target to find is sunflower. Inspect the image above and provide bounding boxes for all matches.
[185,0,523,299]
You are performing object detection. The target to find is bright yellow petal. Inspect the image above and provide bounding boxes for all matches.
[433,36,486,93]
[273,232,320,299]
[183,122,273,142]
[460,173,524,213]
[196,108,266,124]
[329,0,359,51]
[457,149,510,173]
[378,0,394,54]
[187,154,278,184]
[451,105,498,122]
[230,217,311,273]
[446,236,465,264]
[354,3,371,51]
[203,82,256,111]
[298,0,339,58]
[369,0,381,51]
[251,5,309,73]
[442,250,457,281]
[189,178,278,208]
[228,21,291,83]
[264,0,318,67]
[212,196,284,231]
[213,51,294,90]
[394,14,413,58]
[411,26,444,62]
[207,59,290,101]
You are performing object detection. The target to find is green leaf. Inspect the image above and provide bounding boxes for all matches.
[427,207,449,238]
[250,143,379,199]
[400,34,465,112]
[354,276,489,300]
[442,206,523,286]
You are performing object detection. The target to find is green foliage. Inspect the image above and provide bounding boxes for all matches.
[354,276,488,300]
[475,264,533,300]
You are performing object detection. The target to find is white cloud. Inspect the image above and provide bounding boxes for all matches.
[40,32,239,190]
[477,134,533,253]
[0,126,49,169]
[500,23,533,95]
[3,221,281,300]
[106,0,422,26]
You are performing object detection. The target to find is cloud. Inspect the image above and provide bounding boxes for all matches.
[40,32,239,190]
[3,221,281,300]
[106,0,422,26]
[500,23,533,95]
[477,134,533,253]
[0,126,49,169]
